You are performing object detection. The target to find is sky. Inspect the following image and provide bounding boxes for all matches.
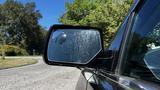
[0,0,73,29]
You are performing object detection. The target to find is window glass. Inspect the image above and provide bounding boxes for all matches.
[109,19,127,51]
[121,0,160,84]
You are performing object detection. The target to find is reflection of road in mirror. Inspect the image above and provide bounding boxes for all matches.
[144,48,160,80]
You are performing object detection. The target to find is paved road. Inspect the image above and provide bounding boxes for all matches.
[0,57,80,90]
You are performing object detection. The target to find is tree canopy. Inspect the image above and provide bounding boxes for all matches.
[0,0,46,55]
[59,0,134,47]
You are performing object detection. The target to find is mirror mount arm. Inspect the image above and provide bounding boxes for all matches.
[97,50,114,60]
[88,50,114,70]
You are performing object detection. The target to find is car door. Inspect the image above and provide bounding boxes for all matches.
[116,0,160,89]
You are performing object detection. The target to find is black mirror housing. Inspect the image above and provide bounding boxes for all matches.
[43,24,104,68]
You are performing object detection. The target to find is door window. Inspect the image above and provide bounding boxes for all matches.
[120,0,160,84]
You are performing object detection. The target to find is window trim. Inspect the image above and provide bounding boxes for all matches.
[116,12,136,74]
[115,0,146,74]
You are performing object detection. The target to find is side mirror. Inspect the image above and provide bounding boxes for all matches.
[43,25,103,67]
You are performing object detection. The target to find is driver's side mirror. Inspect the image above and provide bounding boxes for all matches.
[43,25,104,67]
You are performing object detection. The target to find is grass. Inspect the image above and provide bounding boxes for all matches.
[0,57,38,70]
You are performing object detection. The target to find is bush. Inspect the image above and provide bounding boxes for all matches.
[0,45,29,56]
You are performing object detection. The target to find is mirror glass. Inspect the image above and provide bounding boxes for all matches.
[47,29,102,64]
[144,48,160,80]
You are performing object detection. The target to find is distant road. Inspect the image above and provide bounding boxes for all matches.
[0,57,80,90]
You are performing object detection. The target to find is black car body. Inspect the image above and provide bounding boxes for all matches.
[44,0,160,90]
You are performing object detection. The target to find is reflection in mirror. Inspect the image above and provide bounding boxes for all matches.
[47,29,102,64]
[144,48,160,80]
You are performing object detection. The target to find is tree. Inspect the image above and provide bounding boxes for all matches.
[0,0,46,55]
[59,0,134,47]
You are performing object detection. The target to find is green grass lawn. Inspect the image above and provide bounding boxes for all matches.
[0,57,38,70]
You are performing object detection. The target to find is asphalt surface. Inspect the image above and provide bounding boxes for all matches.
[0,57,80,90]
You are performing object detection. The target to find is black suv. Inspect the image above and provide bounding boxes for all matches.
[44,0,160,90]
